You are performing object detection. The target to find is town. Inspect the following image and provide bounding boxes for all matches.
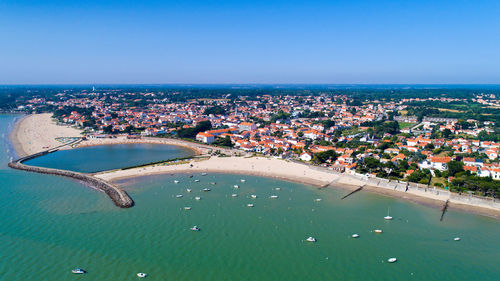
[15,88,500,197]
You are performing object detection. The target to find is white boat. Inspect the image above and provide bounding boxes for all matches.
[374,229,383,234]
[306,237,317,242]
[247,203,254,207]
[187,188,192,192]
[137,272,147,278]
[315,198,322,202]
[190,226,201,231]
[240,179,246,183]
[275,187,281,191]
[174,180,179,184]
[384,208,393,220]
[176,194,183,198]
[195,196,201,200]
[232,194,238,197]
[352,234,360,238]
[71,268,86,274]
[210,182,216,185]
[201,173,207,176]
[387,258,397,263]
[203,188,211,192]
[233,185,239,189]
[194,179,200,182]
[454,237,461,241]
[269,195,278,199]
[184,206,192,210]
[251,194,257,199]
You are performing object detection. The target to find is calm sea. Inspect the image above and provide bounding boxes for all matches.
[1,114,499,281]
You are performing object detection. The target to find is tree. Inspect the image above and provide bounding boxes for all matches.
[442,129,452,139]
[447,161,464,177]
[203,106,226,115]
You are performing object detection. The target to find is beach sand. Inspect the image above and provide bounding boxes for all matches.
[9,113,82,157]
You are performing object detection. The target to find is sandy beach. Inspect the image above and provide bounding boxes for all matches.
[10,113,500,218]
[9,113,82,157]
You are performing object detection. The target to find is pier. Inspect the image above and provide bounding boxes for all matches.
[440,199,449,222]
[341,185,365,200]
[8,145,134,208]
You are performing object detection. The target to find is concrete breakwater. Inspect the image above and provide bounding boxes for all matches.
[8,149,134,208]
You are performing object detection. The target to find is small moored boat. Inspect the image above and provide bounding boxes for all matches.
[187,188,192,192]
[306,237,317,242]
[374,229,383,234]
[194,179,200,182]
[174,180,179,184]
[232,194,238,197]
[240,179,246,183]
[71,268,86,274]
[247,203,254,207]
[176,194,183,198]
[233,185,239,189]
[269,195,278,199]
[190,226,201,231]
[201,173,207,176]
[195,196,201,200]
[203,188,211,192]
[184,206,192,210]
[137,272,147,278]
[352,234,360,238]
[387,258,397,263]
[251,194,257,199]
[315,198,322,202]
[454,237,461,241]
[275,187,281,191]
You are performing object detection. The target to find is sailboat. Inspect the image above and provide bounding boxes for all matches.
[384,207,393,220]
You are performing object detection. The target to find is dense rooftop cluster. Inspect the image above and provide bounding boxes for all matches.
[17,89,500,196]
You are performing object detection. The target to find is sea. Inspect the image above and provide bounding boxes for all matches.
[1,114,499,281]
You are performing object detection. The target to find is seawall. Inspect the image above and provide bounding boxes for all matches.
[8,147,134,208]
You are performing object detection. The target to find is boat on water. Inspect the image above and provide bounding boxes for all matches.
[71,268,86,274]
[454,237,461,241]
[315,198,322,202]
[240,179,246,183]
[233,185,239,188]
[387,258,397,263]
[374,229,383,234]
[137,272,147,278]
[270,195,278,199]
[184,206,192,210]
[203,188,211,192]
[232,194,238,197]
[352,234,360,238]
[195,196,201,200]
[247,203,254,207]
[174,180,179,184]
[201,173,207,176]
[306,237,317,242]
[190,226,201,231]
[275,187,281,191]
[251,194,257,199]
[194,179,200,182]
[210,182,216,185]
[384,207,393,220]
[176,194,183,198]
[187,188,192,192]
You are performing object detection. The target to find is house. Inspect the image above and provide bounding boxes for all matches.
[196,132,215,144]
[419,156,451,171]
[300,152,312,161]
[238,122,257,132]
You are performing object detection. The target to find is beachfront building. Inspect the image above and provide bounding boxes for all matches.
[196,132,215,144]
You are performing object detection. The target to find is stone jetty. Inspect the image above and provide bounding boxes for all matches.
[8,149,134,208]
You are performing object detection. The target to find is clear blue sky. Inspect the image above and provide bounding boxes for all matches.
[1,0,500,84]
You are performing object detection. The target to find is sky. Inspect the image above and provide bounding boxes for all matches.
[1,0,500,84]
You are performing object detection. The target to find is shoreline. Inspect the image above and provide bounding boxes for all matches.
[95,156,500,219]
[8,113,500,218]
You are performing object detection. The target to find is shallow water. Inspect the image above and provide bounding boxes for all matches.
[24,143,194,172]
[1,114,499,281]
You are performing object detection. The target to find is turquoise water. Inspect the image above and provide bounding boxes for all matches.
[25,143,195,172]
[1,114,500,280]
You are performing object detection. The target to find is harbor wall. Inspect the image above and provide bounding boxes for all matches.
[8,149,134,208]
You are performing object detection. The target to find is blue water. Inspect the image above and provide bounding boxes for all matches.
[1,114,499,281]
[25,143,195,172]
